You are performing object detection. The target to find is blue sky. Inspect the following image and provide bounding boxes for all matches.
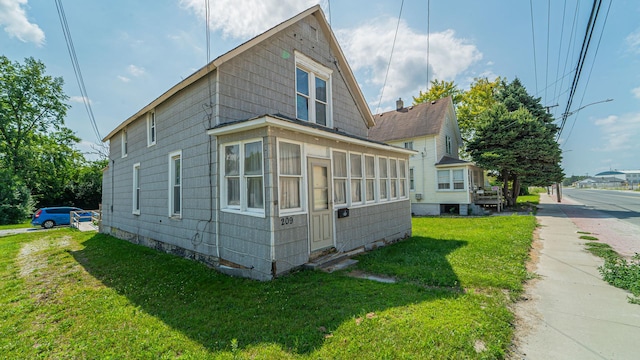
[1,0,638,177]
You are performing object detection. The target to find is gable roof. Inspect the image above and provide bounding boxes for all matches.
[368,96,453,143]
[103,5,373,142]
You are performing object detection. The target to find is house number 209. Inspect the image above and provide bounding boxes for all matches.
[280,217,294,225]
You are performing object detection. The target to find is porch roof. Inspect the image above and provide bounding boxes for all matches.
[207,114,417,155]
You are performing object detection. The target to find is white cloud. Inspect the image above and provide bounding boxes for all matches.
[70,96,92,104]
[117,75,131,83]
[632,86,640,99]
[127,64,145,77]
[593,113,640,152]
[626,29,640,54]
[0,0,45,46]
[336,18,482,108]
[179,0,322,39]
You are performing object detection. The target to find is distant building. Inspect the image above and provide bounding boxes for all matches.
[594,170,640,188]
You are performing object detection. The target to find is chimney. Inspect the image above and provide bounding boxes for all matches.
[396,98,404,110]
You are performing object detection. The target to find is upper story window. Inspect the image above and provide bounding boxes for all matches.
[445,135,452,155]
[222,140,264,215]
[121,129,128,158]
[295,52,332,127]
[404,141,413,150]
[147,111,156,147]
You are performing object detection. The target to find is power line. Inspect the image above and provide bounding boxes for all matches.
[562,0,612,147]
[54,0,102,142]
[544,0,551,103]
[426,0,430,91]
[557,0,603,140]
[529,0,539,95]
[375,0,404,113]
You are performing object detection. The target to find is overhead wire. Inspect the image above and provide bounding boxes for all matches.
[426,0,430,92]
[562,0,612,148]
[54,0,102,143]
[557,0,603,140]
[529,0,539,95]
[552,0,568,114]
[375,0,404,114]
[544,0,551,104]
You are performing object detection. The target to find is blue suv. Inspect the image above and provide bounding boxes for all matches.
[31,207,91,229]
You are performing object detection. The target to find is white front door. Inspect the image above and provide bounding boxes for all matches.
[308,158,334,252]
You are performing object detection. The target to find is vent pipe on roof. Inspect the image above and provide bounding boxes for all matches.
[396,98,404,110]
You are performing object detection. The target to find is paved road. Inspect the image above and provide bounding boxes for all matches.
[558,188,640,257]
[563,188,640,228]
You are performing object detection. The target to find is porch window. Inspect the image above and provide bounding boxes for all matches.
[437,169,465,191]
[222,140,264,214]
[333,151,347,205]
[438,170,450,190]
[399,159,407,197]
[390,158,398,199]
[169,151,182,217]
[279,142,302,211]
[365,155,375,202]
[295,52,332,126]
[244,142,264,210]
[379,157,388,201]
[350,153,362,203]
[453,169,465,190]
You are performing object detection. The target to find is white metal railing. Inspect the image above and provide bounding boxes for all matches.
[71,209,101,230]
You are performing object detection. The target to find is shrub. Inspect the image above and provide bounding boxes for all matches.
[0,170,34,225]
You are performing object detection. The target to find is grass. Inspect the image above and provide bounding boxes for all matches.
[579,235,599,241]
[0,220,32,230]
[585,242,640,304]
[0,215,537,359]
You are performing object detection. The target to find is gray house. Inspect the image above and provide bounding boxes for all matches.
[101,6,413,281]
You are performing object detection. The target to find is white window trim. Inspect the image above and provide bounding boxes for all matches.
[295,51,333,127]
[220,139,265,217]
[121,129,128,158]
[364,155,376,203]
[378,156,389,202]
[168,150,182,218]
[436,168,467,192]
[133,163,141,215]
[389,158,399,200]
[147,111,156,147]
[349,152,364,205]
[277,139,306,215]
[332,150,348,208]
[399,159,408,198]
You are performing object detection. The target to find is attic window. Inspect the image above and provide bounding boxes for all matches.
[295,52,333,127]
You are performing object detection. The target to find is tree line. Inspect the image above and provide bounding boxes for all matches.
[1,56,105,224]
[413,78,564,205]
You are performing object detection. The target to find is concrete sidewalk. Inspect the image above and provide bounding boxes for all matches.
[513,194,640,360]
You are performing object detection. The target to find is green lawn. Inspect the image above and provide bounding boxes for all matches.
[0,215,536,359]
[0,219,32,230]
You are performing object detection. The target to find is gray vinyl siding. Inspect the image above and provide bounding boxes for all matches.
[217,14,368,137]
[335,200,412,251]
[103,74,218,257]
[102,12,410,281]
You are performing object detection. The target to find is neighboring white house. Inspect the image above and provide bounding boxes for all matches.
[100,6,414,281]
[368,97,488,216]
